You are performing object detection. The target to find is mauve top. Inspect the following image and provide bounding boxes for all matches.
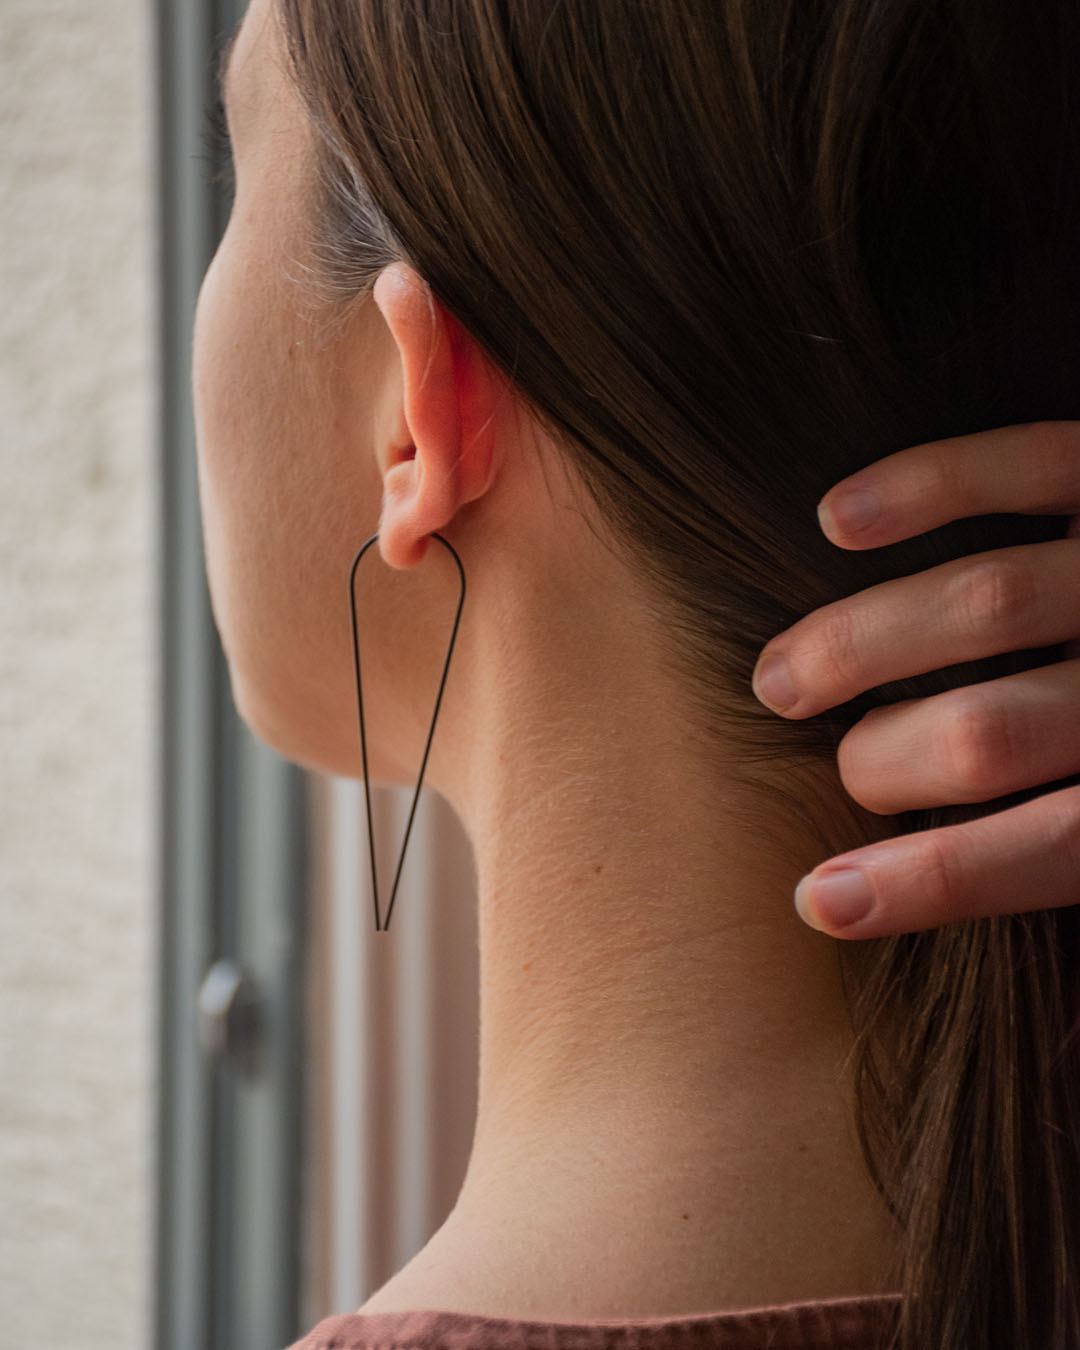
[285,1294,903,1350]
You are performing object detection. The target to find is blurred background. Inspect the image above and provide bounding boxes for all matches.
[1,3,480,1347]
[1,0,155,1343]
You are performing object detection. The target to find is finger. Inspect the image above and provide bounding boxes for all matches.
[751,539,1080,718]
[836,660,1080,813]
[792,783,1080,937]
[816,421,1080,549]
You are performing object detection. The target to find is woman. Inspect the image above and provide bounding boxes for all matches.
[193,1,1080,1346]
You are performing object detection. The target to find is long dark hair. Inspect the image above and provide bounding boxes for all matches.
[278,2,1080,1345]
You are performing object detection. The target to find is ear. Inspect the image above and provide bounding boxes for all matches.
[372,262,501,569]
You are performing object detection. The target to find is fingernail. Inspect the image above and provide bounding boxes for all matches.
[819,489,880,537]
[794,869,875,933]
[752,655,797,712]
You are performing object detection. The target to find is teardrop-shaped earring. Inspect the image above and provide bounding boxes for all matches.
[347,532,467,932]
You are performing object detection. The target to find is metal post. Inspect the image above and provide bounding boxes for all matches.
[154,1,308,1346]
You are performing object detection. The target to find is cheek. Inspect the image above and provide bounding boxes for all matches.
[191,234,382,776]
[192,233,281,657]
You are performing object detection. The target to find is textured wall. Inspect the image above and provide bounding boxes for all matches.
[0,1,155,1345]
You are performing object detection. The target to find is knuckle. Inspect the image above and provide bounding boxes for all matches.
[949,557,1035,644]
[911,828,968,920]
[1047,785,1080,877]
[910,432,987,516]
[940,690,1020,799]
[1023,421,1080,499]
[808,602,864,696]
[922,440,967,505]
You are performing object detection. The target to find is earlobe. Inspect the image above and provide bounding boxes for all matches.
[372,263,500,569]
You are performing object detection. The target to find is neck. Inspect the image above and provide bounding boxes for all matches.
[361,521,900,1319]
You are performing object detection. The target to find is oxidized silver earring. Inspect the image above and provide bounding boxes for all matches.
[348,532,466,932]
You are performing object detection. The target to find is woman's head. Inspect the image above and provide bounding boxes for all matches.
[197,0,1079,792]
[195,0,1080,1345]
[193,0,700,802]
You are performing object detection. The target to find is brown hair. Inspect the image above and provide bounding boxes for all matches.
[278,2,1080,1345]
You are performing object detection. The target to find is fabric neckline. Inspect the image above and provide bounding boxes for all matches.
[289,1292,904,1349]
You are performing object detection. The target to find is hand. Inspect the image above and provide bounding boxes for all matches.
[752,422,1080,938]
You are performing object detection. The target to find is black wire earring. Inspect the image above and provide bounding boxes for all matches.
[348,532,467,932]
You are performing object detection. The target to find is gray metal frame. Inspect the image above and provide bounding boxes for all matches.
[154,2,309,1347]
